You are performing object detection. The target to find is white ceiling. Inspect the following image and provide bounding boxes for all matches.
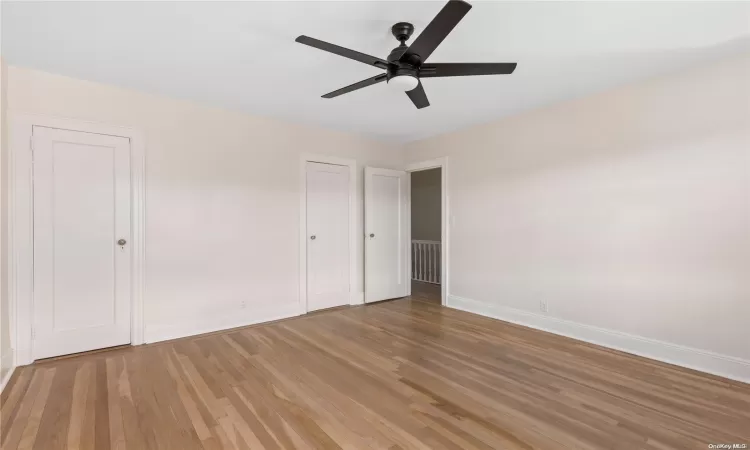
[3,1,749,142]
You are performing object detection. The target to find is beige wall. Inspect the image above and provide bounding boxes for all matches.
[406,54,750,363]
[411,168,441,241]
[6,66,404,343]
[1,56,13,383]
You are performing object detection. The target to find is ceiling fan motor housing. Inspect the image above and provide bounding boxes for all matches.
[387,22,421,80]
[389,22,425,71]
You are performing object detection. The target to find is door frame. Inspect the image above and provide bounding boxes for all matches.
[405,157,449,306]
[9,113,146,366]
[299,154,357,313]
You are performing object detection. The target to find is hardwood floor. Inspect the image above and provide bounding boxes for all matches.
[2,299,748,450]
[410,280,441,304]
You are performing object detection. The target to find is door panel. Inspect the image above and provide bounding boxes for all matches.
[33,126,131,359]
[365,167,409,303]
[306,162,350,311]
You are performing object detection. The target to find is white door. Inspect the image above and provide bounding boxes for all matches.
[365,167,409,303]
[306,162,350,311]
[32,126,132,359]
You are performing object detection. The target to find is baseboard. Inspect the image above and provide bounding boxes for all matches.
[144,303,302,344]
[350,291,365,306]
[447,295,750,384]
[1,350,15,394]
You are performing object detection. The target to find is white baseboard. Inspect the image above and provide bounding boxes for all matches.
[447,295,750,384]
[144,303,302,344]
[1,350,15,394]
[350,291,365,306]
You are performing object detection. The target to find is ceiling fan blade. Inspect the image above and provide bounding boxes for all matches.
[400,0,472,64]
[296,36,390,69]
[406,81,430,109]
[420,62,517,77]
[322,74,388,99]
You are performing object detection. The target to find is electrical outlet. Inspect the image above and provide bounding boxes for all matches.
[240,300,247,309]
[539,300,548,313]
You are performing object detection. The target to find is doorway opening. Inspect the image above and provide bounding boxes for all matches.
[409,167,442,305]
[362,157,448,306]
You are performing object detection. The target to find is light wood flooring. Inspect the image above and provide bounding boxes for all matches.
[1,296,748,449]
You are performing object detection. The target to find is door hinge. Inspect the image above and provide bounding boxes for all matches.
[31,329,36,340]
[30,136,34,151]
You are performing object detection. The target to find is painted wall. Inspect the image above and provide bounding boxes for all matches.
[411,168,441,242]
[405,54,750,377]
[6,66,404,343]
[1,55,13,384]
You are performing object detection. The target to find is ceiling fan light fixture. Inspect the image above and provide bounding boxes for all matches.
[388,75,419,92]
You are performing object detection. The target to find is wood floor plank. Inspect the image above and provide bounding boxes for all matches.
[66,362,92,450]
[18,367,56,450]
[164,348,213,443]
[2,294,748,449]
[105,357,127,450]
[1,367,35,442]
[78,362,98,450]
[2,369,45,450]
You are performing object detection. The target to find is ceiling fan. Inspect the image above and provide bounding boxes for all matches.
[295,0,517,109]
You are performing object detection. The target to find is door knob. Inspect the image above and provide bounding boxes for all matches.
[310,235,316,240]
[369,233,375,238]
[117,239,127,246]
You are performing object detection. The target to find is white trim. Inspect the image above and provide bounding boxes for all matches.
[145,303,300,344]
[405,157,449,305]
[9,113,146,366]
[0,351,15,394]
[447,294,750,384]
[349,291,364,305]
[299,154,358,312]
[405,158,445,172]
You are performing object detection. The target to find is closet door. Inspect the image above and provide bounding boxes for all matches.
[33,126,132,359]
[306,162,350,311]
